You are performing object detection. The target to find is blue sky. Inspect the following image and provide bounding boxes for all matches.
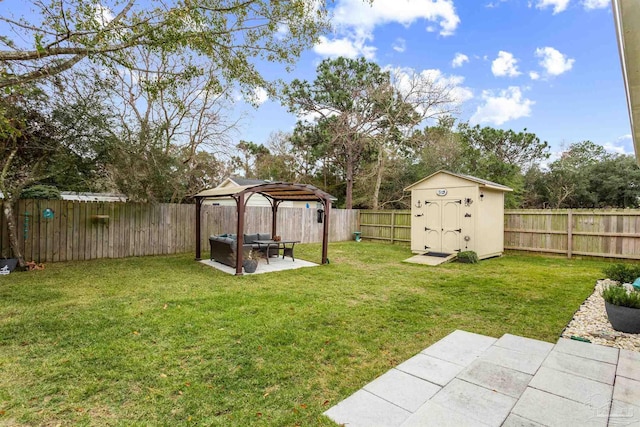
[237,0,631,161]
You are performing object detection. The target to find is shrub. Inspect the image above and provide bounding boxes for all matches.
[457,251,479,264]
[20,185,61,200]
[602,284,640,309]
[603,263,640,284]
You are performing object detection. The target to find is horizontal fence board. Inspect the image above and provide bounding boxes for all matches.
[0,200,357,263]
[363,209,640,260]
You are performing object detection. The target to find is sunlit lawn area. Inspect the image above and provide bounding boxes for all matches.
[0,242,611,425]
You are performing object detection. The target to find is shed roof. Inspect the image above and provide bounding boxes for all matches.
[195,182,337,202]
[404,170,513,192]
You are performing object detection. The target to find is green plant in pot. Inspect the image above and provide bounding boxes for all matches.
[601,265,640,333]
[242,250,259,274]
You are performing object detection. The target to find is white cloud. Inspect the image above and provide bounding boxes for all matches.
[332,0,460,37]
[602,142,629,155]
[529,71,540,80]
[535,47,575,76]
[534,0,570,14]
[316,0,460,59]
[392,38,406,53]
[252,87,269,105]
[452,53,469,68]
[313,34,376,59]
[491,51,521,77]
[583,0,609,10]
[94,4,114,27]
[470,86,534,125]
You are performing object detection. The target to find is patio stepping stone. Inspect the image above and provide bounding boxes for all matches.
[528,366,613,408]
[323,389,411,427]
[396,353,465,387]
[494,334,554,356]
[430,378,517,426]
[612,376,640,406]
[362,368,441,412]
[501,413,545,427]
[420,330,496,367]
[457,359,532,399]
[400,401,491,427]
[609,399,640,426]
[511,387,608,427]
[477,345,547,375]
[542,350,617,385]
[554,337,619,364]
[617,349,640,381]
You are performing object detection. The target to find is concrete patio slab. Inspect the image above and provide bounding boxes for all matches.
[528,366,613,407]
[199,257,317,275]
[396,353,465,386]
[324,331,640,427]
[494,334,554,356]
[542,350,617,385]
[609,400,640,426]
[477,345,547,375]
[554,337,619,364]
[458,359,532,399]
[420,330,496,367]
[501,413,545,427]
[511,388,608,427]
[362,368,441,412]
[400,401,491,427]
[431,378,517,426]
[612,376,640,406]
[323,389,411,427]
[618,349,640,381]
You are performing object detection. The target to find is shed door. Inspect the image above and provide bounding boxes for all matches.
[424,200,461,253]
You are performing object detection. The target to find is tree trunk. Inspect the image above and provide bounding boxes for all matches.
[345,160,353,209]
[372,149,385,210]
[3,199,26,268]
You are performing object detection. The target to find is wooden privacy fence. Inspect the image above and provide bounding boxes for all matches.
[359,209,640,260]
[360,210,411,243]
[0,200,359,263]
[505,209,640,260]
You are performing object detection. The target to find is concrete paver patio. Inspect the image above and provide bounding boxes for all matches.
[324,330,640,427]
[199,257,317,275]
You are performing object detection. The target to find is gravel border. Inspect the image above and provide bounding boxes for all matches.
[561,279,640,352]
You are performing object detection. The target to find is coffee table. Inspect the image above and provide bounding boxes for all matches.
[254,240,300,264]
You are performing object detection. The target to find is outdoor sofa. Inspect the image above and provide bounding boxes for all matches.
[209,233,278,267]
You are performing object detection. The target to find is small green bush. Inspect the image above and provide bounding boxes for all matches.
[457,251,479,264]
[602,284,640,309]
[20,185,61,200]
[603,263,640,284]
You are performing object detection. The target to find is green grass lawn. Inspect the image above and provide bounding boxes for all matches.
[0,242,611,426]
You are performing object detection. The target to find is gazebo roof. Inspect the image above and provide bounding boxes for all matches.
[194,182,337,202]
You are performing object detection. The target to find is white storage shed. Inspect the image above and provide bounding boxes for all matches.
[404,170,512,260]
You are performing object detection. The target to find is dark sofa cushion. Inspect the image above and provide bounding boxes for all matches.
[258,233,271,241]
[244,233,259,244]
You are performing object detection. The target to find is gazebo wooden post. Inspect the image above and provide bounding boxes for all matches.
[195,197,203,260]
[321,197,331,264]
[271,200,280,238]
[235,193,246,275]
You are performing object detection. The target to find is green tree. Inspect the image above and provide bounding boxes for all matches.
[0,0,329,91]
[0,91,61,267]
[284,57,405,208]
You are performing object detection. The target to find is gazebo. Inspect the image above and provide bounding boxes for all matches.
[194,182,334,275]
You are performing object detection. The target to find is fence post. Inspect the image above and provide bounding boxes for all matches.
[391,212,395,244]
[567,210,573,259]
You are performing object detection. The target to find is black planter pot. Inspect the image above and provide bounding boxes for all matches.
[243,260,258,274]
[605,301,640,334]
[0,258,18,272]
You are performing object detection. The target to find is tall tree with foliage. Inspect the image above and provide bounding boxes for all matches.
[458,124,549,207]
[0,92,60,267]
[284,57,410,208]
[0,0,329,91]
